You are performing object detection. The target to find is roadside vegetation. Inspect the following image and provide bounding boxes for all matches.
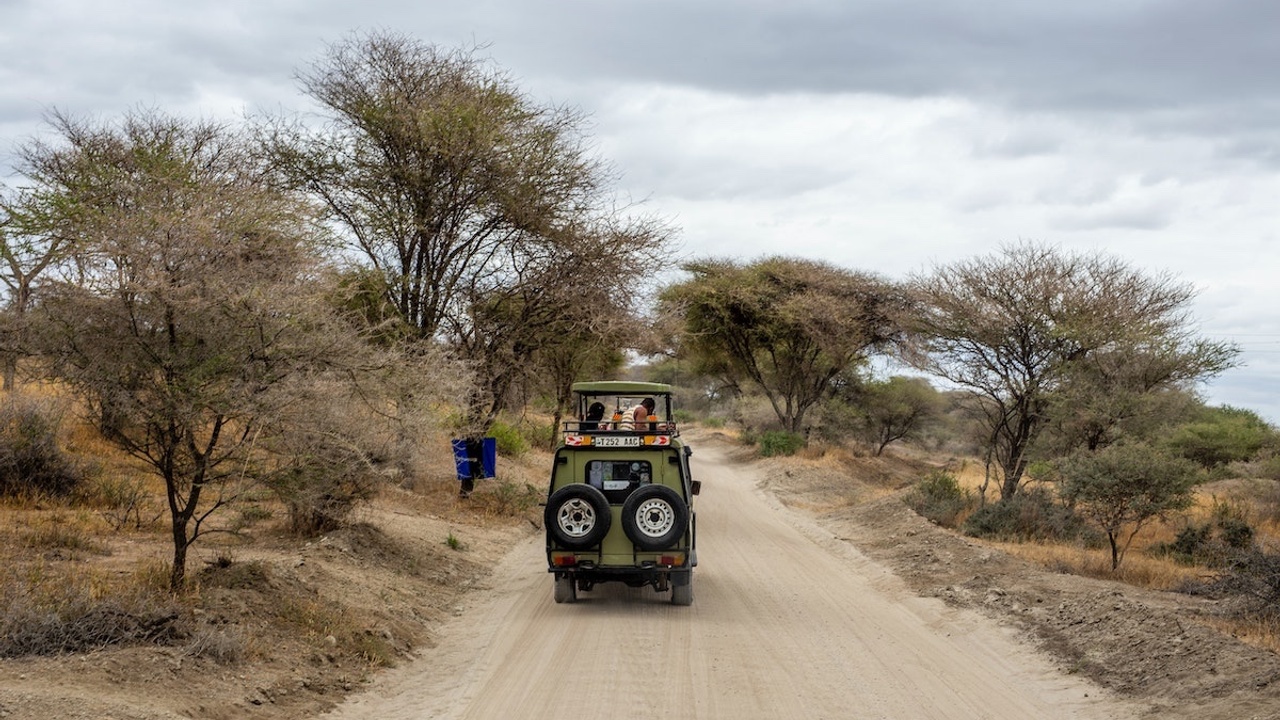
[0,25,1277,692]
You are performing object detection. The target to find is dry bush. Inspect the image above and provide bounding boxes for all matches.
[0,559,183,657]
[0,394,86,499]
[78,474,164,531]
[467,480,542,518]
[262,377,414,535]
[183,622,249,664]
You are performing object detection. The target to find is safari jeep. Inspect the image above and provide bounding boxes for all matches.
[544,381,699,605]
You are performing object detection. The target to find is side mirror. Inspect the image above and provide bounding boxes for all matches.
[690,480,702,496]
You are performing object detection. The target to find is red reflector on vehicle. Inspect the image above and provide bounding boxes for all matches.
[660,554,684,566]
[553,554,577,566]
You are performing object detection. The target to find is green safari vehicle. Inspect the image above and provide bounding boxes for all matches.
[544,381,699,605]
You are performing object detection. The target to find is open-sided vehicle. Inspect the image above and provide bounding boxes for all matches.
[544,381,699,605]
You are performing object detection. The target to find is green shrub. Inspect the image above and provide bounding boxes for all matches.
[1159,523,1214,564]
[0,396,85,499]
[905,470,973,527]
[518,421,555,450]
[962,487,1097,544]
[757,431,805,457]
[701,416,725,429]
[487,419,529,457]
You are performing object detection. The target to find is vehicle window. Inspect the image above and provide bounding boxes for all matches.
[586,460,651,491]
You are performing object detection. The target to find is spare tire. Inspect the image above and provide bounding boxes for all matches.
[545,484,611,550]
[621,485,688,551]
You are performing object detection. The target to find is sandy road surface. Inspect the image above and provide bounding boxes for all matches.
[321,443,1141,720]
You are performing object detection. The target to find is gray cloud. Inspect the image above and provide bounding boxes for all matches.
[462,0,1280,162]
[2,0,1278,419]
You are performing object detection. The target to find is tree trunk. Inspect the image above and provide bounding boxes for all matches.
[169,515,189,591]
[1,354,15,392]
[550,408,564,450]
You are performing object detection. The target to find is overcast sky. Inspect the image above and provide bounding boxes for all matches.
[2,0,1278,420]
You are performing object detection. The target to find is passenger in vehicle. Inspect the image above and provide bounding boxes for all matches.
[582,401,606,431]
[631,397,656,432]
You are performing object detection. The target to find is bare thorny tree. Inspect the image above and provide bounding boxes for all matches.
[264,32,671,448]
[902,242,1238,502]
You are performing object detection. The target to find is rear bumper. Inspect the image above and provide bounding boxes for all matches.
[550,561,692,590]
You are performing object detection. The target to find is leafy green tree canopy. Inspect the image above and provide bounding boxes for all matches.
[660,256,899,433]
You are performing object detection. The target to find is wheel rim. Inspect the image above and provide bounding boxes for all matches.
[633,498,676,538]
[557,498,597,538]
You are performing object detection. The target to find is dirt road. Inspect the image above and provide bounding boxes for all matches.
[320,443,1142,719]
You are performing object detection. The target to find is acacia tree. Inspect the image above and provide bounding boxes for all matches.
[267,32,668,434]
[660,256,899,433]
[1034,350,1208,458]
[857,376,944,456]
[23,109,399,590]
[533,314,630,449]
[903,242,1237,501]
[449,217,665,436]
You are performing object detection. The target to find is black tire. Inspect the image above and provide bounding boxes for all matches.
[545,484,611,550]
[621,485,688,551]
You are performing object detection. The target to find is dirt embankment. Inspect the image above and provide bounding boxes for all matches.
[0,481,543,720]
[753,438,1280,720]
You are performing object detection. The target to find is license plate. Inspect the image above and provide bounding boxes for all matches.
[594,435,641,447]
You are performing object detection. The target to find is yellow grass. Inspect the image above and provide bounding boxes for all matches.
[942,466,1280,651]
[1201,615,1280,655]
[991,539,1207,591]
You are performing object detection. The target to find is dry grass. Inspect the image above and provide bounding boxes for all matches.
[0,551,183,657]
[993,540,1207,591]
[954,469,1280,651]
[1202,615,1280,655]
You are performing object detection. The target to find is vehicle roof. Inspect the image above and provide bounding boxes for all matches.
[571,381,673,395]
